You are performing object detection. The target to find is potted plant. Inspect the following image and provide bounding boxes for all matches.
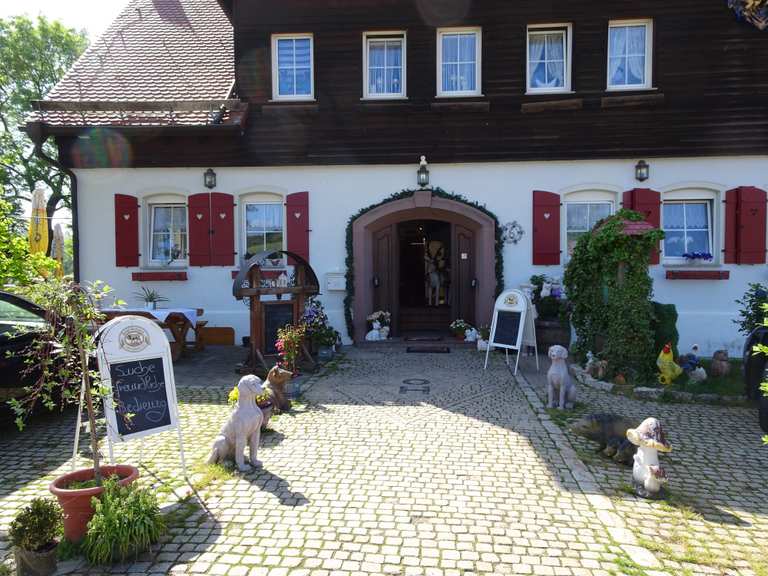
[315,325,340,361]
[9,498,62,576]
[276,324,306,398]
[449,319,470,340]
[82,479,165,565]
[682,251,713,264]
[132,287,168,310]
[530,274,571,349]
[229,388,274,428]
[9,279,140,543]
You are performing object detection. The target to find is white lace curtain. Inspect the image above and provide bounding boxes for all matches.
[609,25,646,86]
[528,32,564,88]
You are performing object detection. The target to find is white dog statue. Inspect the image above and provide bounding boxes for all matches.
[365,320,382,341]
[207,374,264,471]
[547,344,577,410]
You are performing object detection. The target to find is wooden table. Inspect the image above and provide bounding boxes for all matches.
[101,308,205,362]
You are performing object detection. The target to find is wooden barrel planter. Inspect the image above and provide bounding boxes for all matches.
[535,318,571,350]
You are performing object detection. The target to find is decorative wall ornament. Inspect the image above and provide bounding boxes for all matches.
[502,220,525,244]
[728,0,768,30]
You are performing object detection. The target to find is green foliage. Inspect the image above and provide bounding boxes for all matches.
[735,283,768,336]
[82,479,165,565]
[651,302,679,359]
[0,198,57,286]
[57,538,82,561]
[343,188,504,339]
[9,498,62,551]
[563,209,664,383]
[0,15,88,235]
[276,324,306,373]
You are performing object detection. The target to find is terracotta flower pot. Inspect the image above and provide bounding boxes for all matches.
[49,464,139,543]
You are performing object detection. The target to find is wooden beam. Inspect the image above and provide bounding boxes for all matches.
[601,93,665,109]
[521,98,583,114]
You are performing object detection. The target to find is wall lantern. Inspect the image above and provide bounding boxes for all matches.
[204,168,217,189]
[417,156,430,189]
[635,160,650,182]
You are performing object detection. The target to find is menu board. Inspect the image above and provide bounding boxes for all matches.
[109,358,172,437]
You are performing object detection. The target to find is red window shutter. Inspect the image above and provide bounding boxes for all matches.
[624,188,661,264]
[728,186,767,264]
[723,188,739,264]
[532,190,560,265]
[188,193,211,266]
[210,193,236,266]
[114,194,139,267]
[286,192,310,263]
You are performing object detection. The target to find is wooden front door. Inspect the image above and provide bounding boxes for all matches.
[372,225,397,333]
[453,224,476,326]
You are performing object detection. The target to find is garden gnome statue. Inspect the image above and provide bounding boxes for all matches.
[365,321,382,341]
[626,417,672,499]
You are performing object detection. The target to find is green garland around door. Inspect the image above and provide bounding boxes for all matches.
[343,188,505,339]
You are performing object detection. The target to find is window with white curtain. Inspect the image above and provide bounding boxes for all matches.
[662,201,712,259]
[150,205,188,266]
[607,20,652,90]
[363,33,406,98]
[566,202,613,256]
[527,25,572,93]
[437,28,481,97]
[272,34,314,100]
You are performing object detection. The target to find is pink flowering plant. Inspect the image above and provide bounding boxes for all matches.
[276,324,306,374]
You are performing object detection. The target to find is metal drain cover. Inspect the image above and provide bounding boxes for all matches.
[400,378,430,394]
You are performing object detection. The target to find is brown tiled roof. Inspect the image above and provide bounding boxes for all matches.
[29,0,235,128]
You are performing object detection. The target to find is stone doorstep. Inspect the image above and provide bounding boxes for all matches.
[514,368,666,573]
[569,363,748,406]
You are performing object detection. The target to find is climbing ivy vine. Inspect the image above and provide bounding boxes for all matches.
[563,209,664,383]
[344,188,504,339]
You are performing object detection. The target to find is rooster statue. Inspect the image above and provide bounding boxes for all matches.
[656,343,682,386]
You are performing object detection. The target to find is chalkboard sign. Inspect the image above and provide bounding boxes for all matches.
[110,358,172,436]
[96,315,182,446]
[264,303,294,354]
[484,289,534,375]
[493,311,522,347]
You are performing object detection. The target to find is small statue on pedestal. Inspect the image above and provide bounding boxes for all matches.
[626,417,672,499]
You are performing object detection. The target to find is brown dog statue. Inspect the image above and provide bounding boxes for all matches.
[263,365,293,412]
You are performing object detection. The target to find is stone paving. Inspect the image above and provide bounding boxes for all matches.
[0,345,764,575]
[521,355,768,576]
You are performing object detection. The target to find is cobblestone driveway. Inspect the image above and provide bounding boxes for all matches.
[0,346,764,575]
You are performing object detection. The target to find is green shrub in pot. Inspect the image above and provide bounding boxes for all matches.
[82,479,165,565]
[9,498,62,576]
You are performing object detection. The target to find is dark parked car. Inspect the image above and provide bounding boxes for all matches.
[742,326,768,434]
[0,291,48,424]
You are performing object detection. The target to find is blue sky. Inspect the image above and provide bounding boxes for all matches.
[0,0,128,39]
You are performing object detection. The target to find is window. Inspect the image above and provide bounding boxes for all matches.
[663,201,712,259]
[607,20,652,90]
[527,24,572,93]
[437,27,481,97]
[566,202,613,255]
[363,32,406,99]
[150,205,187,266]
[272,34,314,100]
[245,203,284,261]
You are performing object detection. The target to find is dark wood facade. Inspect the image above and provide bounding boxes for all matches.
[56,0,768,168]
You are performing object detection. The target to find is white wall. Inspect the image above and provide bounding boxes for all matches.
[75,156,768,356]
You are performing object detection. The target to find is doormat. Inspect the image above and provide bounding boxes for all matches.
[406,346,450,354]
[404,336,444,342]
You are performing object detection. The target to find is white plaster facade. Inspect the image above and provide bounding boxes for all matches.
[76,155,768,356]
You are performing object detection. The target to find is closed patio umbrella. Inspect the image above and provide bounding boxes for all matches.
[52,223,65,278]
[28,186,49,255]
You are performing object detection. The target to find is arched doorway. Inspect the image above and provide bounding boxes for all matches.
[352,190,497,340]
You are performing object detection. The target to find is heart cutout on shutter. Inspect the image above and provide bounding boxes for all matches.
[219,212,227,219]
[544,213,551,220]
[196,213,204,220]
[294,212,302,220]
[123,214,131,221]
